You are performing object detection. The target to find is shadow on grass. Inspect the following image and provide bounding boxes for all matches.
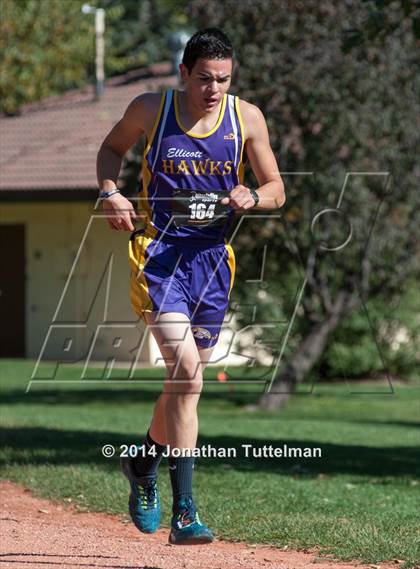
[1,425,419,478]
[1,386,265,405]
[3,384,419,409]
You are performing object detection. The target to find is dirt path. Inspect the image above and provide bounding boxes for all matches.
[0,481,397,569]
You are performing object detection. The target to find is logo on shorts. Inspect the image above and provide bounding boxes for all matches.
[224,132,236,140]
[191,326,217,340]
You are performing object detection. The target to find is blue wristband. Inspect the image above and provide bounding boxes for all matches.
[99,189,120,199]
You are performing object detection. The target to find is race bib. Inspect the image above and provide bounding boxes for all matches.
[171,188,231,227]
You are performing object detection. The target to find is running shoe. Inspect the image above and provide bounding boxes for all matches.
[168,497,214,545]
[120,456,160,533]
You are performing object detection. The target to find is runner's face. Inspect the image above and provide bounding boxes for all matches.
[180,58,233,112]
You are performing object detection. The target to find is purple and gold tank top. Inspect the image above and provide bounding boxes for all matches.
[139,89,245,244]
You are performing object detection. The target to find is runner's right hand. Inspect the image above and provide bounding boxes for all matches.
[102,192,138,231]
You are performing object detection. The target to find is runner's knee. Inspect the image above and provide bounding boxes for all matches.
[166,358,202,382]
[163,360,203,394]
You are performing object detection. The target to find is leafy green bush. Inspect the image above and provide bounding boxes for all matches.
[320,282,419,380]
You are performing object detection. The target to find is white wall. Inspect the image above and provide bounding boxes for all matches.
[0,202,150,372]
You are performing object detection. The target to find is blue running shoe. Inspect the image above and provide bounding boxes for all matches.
[120,457,160,534]
[169,497,214,545]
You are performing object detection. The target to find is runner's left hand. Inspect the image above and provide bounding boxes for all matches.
[220,185,256,211]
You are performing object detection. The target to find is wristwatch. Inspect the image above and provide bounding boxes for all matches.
[249,188,260,208]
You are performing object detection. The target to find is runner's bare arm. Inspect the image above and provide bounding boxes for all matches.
[222,100,285,211]
[96,93,160,231]
[96,94,153,191]
[242,102,285,209]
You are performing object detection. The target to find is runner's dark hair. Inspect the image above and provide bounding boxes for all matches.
[182,28,234,72]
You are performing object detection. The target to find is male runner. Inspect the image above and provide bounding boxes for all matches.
[97,28,285,545]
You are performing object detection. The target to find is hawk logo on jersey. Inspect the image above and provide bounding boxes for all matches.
[191,327,218,341]
[224,132,236,140]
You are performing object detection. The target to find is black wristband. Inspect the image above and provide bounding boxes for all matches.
[249,188,260,208]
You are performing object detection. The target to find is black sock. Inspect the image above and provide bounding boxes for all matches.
[133,430,165,479]
[168,455,195,513]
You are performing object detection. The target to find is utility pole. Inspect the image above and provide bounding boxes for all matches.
[82,4,105,99]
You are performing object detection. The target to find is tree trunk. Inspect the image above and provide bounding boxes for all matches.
[258,290,357,411]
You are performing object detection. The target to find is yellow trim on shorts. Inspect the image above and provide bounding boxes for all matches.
[174,90,227,139]
[235,96,246,184]
[128,233,156,320]
[225,243,236,296]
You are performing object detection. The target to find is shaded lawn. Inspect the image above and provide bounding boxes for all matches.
[1,359,419,567]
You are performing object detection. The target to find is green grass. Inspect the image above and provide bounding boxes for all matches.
[1,359,419,567]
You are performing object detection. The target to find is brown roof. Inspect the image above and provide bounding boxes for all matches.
[0,63,177,196]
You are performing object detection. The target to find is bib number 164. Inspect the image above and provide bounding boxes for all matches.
[189,202,216,220]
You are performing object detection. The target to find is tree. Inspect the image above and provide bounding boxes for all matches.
[188,0,419,409]
[0,0,93,114]
[95,0,190,75]
[0,0,188,114]
[342,0,420,51]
